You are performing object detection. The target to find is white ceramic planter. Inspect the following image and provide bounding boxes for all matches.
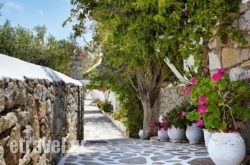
[208,132,246,165]
[202,129,211,148]
[186,123,203,144]
[138,129,144,139]
[158,128,168,142]
[167,125,185,143]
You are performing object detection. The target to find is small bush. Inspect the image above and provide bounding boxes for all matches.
[98,100,113,112]
[112,110,126,121]
[112,111,121,120]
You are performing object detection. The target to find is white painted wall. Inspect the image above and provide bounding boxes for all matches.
[109,91,119,112]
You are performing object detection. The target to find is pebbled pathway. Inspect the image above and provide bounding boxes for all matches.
[58,98,214,165]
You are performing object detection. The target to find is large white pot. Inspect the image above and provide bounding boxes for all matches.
[158,128,168,142]
[186,123,203,144]
[202,129,211,148]
[167,125,185,143]
[208,132,246,165]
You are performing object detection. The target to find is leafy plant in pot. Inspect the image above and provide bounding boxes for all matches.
[150,115,168,141]
[184,68,250,165]
[181,102,204,144]
[165,104,189,143]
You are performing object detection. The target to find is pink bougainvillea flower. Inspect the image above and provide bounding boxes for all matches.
[184,86,191,95]
[218,68,225,74]
[199,95,208,105]
[198,105,208,114]
[162,126,168,131]
[211,69,225,81]
[196,119,204,127]
[211,72,223,81]
[182,111,187,117]
[190,77,198,85]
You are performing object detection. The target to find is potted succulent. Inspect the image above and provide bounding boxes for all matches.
[184,68,250,165]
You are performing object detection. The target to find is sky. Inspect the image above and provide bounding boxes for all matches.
[0,0,91,45]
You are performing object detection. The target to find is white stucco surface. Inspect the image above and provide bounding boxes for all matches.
[0,53,82,86]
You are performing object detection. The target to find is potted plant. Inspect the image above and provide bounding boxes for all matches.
[185,68,250,165]
[182,102,204,144]
[165,104,189,143]
[149,115,168,141]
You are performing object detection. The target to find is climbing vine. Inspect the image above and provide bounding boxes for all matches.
[153,0,243,69]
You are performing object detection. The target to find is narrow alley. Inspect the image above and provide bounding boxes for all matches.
[58,97,214,165]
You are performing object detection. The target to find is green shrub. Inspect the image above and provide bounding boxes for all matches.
[112,111,122,120]
[99,100,113,112]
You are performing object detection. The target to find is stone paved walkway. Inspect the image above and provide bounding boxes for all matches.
[58,99,214,165]
[83,99,124,140]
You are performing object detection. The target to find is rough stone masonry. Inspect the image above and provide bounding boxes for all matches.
[0,78,84,165]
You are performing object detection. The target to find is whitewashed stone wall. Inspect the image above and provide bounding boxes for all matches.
[109,91,119,112]
[0,78,84,165]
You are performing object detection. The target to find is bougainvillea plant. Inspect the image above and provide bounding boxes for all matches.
[150,115,168,131]
[185,68,250,132]
[164,103,192,129]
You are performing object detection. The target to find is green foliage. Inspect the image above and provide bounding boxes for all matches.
[97,100,113,113]
[0,20,79,75]
[67,0,242,70]
[165,102,192,129]
[112,110,124,121]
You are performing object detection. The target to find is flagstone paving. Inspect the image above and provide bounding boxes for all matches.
[59,139,214,165]
[58,98,214,165]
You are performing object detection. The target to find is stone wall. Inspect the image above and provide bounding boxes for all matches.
[159,84,187,116]
[208,2,250,71]
[0,78,84,165]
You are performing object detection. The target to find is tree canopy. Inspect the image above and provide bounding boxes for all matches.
[0,20,81,75]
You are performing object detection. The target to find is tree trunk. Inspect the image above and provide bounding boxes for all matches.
[141,96,160,138]
[133,61,167,139]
